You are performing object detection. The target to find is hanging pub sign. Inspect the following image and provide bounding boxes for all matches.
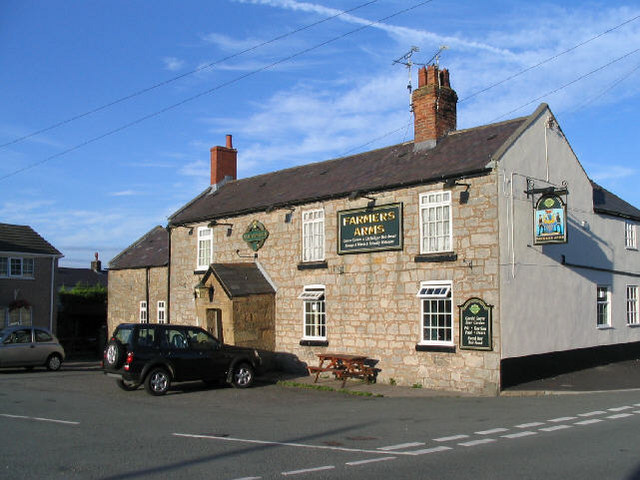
[534,193,567,244]
[338,203,403,254]
[459,297,493,351]
[242,220,269,251]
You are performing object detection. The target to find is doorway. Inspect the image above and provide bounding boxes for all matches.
[206,308,224,344]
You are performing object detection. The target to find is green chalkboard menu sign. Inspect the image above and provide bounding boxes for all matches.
[338,203,403,254]
[459,297,493,351]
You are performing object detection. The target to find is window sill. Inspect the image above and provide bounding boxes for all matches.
[627,323,640,328]
[414,253,458,263]
[297,261,328,271]
[415,344,456,353]
[596,325,613,330]
[300,339,329,347]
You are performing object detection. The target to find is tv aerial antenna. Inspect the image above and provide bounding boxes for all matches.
[392,46,424,94]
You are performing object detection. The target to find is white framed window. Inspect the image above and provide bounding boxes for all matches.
[302,209,325,262]
[417,281,453,345]
[0,257,34,278]
[419,191,452,254]
[139,301,148,323]
[627,285,639,326]
[299,285,326,340]
[197,226,213,270]
[625,221,637,250]
[157,301,166,324]
[596,285,611,328]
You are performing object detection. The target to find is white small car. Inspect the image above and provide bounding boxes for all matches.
[0,326,65,371]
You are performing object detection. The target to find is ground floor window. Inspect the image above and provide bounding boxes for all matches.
[597,285,611,328]
[299,285,326,340]
[417,281,453,345]
[157,301,166,324]
[627,285,639,326]
[7,306,32,326]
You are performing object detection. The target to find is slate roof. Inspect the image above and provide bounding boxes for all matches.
[169,115,531,226]
[592,181,640,221]
[204,263,275,298]
[109,226,169,270]
[57,267,108,289]
[0,222,61,256]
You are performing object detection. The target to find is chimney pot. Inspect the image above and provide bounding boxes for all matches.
[226,134,233,149]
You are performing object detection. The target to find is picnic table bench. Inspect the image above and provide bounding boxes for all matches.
[307,353,376,388]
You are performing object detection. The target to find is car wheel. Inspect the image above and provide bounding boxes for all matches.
[230,362,254,388]
[145,368,171,396]
[105,340,125,369]
[116,379,139,391]
[46,354,62,371]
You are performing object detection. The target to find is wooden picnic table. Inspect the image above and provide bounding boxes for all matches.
[307,352,376,387]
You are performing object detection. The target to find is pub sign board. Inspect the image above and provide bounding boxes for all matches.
[534,194,567,245]
[459,297,493,351]
[338,203,403,254]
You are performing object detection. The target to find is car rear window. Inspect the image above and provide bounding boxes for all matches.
[112,326,133,345]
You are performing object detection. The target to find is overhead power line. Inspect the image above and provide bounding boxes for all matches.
[459,14,640,104]
[0,0,435,182]
[0,0,379,150]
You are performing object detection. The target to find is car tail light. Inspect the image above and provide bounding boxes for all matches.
[124,352,134,371]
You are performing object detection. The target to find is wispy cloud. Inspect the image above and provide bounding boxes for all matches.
[163,56,185,71]
[109,190,139,197]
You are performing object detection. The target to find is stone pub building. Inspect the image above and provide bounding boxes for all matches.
[108,66,640,394]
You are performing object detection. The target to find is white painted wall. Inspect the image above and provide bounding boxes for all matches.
[497,105,640,358]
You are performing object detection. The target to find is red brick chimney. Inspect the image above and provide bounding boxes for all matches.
[412,65,457,146]
[210,134,237,186]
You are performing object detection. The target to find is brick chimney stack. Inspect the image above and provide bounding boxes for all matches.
[412,65,458,147]
[210,134,237,186]
[91,252,102,272]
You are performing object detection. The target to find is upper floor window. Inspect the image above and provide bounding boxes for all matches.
[627,285,639,326]
[417,281,453,345]
[420,191,452,254]
[596,285,611,328]
[625,221,637,250]
[197,227,213,270]
[302,209,325,262]
[0,257,34,278]
[299,285,326,340]
[139,301,148,323]
[157,301,166,324]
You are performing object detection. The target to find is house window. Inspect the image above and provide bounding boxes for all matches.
[139,301,148,323]
[596,285,611,328]
[299,285,326,340]
[417,281,453,345]
[8,306,32,326]
[157,301,166,324]
[197,226,213,270]
[625,221,637,250]
[627,286,639,326]
[302,209,325,262]
[420,191,452,254]
[0,257,34,278]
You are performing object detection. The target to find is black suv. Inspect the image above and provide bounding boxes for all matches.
[103,323,261,395]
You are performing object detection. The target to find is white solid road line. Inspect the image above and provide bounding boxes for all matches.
[378,442,425,451]
[346,457,396,466]
[282,465,335,476]
[0,413,79,425]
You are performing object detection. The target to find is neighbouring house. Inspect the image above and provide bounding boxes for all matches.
[56,253,108,358]
[107,226,169,330]
[0,222,62,332]
[108,65,640,394]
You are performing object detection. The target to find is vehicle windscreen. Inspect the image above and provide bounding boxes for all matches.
[112,326,133,345]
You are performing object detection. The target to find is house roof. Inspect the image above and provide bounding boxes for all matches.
[0,222,62,256]
[57,267,108,289]
[109,226,169,270]
[204,263,275,299]
[169,115,531,226]
[592,181,640,221]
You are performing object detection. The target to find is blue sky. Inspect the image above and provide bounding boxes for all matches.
[1,0,639,268]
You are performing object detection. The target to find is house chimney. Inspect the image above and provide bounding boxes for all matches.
[91,252,102,272]
[210,134,237,187]
[412,65,457,147]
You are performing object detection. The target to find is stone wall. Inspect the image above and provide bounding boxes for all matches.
[169,174,501,394]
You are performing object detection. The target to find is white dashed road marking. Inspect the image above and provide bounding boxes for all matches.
[578,411,606,417]
[549,417,577,423]
[515,422,545,428]
[0,413,79,425]
[433,434,469,442]
[608,406,633,412]
[282,466,334,476]
[575,419,603,426]
[539,425,572,432]
[502,431,537,439]
[346,457,396,466]
[459,438,496,447]
[607,413,634,420]
[475,428,508,435]
[378,442,425,451]
[407,446,452,455]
